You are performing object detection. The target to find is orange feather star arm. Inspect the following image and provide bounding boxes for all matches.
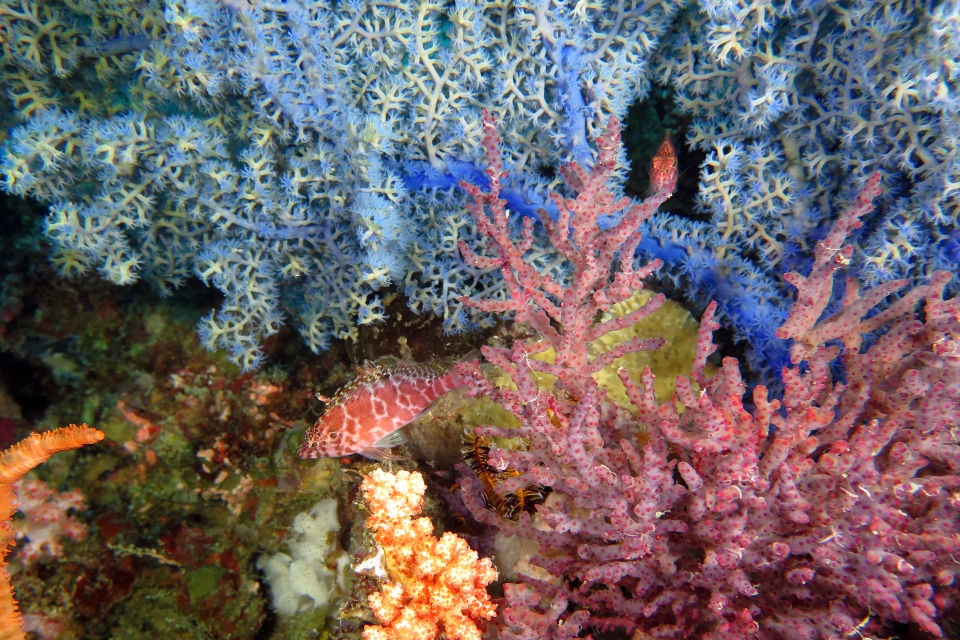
[0,424,104,640]
[0,424,105,488]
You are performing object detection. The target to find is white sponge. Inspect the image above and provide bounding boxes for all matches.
[257,498,349,616]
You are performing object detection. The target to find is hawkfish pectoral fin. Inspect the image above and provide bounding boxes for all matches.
[376,430,408,448]
[459,349,482,364]
[359,447,404,461]
[407,396,447,425]
[358,430,408,461]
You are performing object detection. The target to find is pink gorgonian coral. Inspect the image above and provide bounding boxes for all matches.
[454,112,960,639]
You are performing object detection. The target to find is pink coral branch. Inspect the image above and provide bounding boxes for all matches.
[455,118,960,639]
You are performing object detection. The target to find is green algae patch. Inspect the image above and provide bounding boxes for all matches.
[81,452,124,486]
[188,565,225,603]
[590,289,704,409]
[285,425,310,460]
[99,414,137,444]
[81,393,102,427]
[274,606,331,640]
[152,425,194,466]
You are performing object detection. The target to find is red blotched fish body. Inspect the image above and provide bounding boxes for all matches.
[298,357,467,460]
[649,134,678,195]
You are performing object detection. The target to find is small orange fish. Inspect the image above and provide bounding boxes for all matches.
[299,355,471,460]
[649,134,678,195]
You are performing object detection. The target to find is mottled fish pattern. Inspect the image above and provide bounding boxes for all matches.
[649,134,678,195]
[298,356,468,460]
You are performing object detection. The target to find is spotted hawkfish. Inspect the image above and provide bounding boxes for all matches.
[298,354,475,460]
[649,134,678,195]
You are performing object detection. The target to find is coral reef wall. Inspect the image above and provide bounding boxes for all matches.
[5,0,954,378]
[0,0,677,369]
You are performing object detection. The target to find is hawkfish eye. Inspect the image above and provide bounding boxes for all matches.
[326,432,339,441]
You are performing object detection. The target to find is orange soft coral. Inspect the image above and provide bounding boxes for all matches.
[0,424,104,640]
[360,469,497,640]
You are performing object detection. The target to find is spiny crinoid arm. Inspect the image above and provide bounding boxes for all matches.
[0,424,104,489]
[0,558,22,640]
[0,426,103,542]
[0,424,103,640]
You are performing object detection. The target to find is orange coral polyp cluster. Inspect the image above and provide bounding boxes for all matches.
[360,469,497,640]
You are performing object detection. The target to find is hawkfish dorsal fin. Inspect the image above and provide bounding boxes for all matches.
[393,350,481,380]
[357,359,383,376]
[393,361,448,380]
[324,362,392,409]
[351,356,400,380]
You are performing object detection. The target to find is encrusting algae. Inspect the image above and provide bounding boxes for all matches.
[0,424,104,640]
